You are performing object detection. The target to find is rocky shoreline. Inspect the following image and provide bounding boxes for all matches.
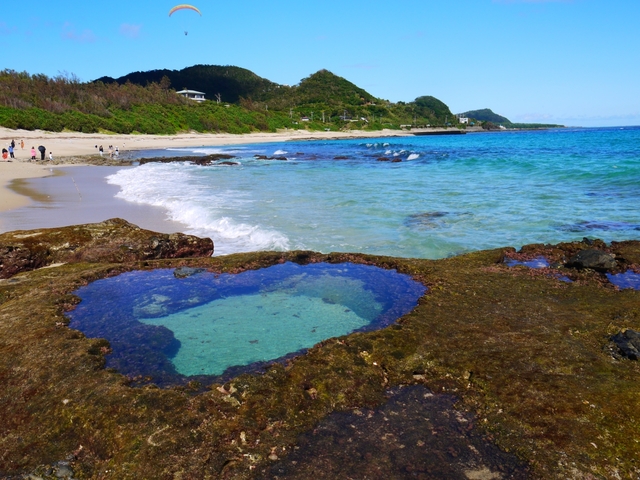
[0,221,639,479]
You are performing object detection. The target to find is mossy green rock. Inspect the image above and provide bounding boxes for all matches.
[0,225,639,479]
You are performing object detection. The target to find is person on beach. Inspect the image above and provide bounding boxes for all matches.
[20,140,24,150]
[10,139,15,149]
[49,152,53,161]
[30,147,36,160]
[99,145,104,156]
[2,148,7,161]
[115,146,119,156]
[38,145,46,160]
[8,145,14,159]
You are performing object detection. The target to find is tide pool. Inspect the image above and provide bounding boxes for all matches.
[67,262,426,386]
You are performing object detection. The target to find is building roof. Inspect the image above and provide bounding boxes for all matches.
[176,90,206,95]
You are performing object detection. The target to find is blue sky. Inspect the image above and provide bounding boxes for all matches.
[1,0,639,126]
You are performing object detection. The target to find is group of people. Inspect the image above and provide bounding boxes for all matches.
[97,144,120,158]
[2,139,51,161]
[2,139,20,160]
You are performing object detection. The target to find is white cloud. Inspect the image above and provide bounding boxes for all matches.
[0,21,17,36]
[120,24,142,39]
[62,23,97,43]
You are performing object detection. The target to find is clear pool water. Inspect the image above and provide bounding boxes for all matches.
[606,270,640,290]
[67,262,426,387]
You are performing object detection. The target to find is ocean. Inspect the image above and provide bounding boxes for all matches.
[107,127,640,258]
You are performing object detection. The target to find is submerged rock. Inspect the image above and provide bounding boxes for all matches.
[565,249,617,272]
[0,218,213,278]
[173,266,206,278]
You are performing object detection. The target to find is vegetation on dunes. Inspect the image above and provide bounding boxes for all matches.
[0,66,461,134]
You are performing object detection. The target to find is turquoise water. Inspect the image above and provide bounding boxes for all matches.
[67,263,426,386]
[141,291,376,376]
[108,127,640,257]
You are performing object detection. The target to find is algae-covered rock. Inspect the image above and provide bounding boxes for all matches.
[0,218,213,278]
[0,225,639,480]
[565,248,617,272]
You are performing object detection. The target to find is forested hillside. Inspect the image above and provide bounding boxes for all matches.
[0,65,464,134]
[95,65,280,104]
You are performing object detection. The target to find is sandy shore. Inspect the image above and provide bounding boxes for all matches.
[0,127,410,158]
[0,127,411,230]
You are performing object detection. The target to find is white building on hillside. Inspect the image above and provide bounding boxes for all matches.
[176,89,206,102]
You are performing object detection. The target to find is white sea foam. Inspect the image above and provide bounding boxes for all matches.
[407,153,420,161]
[106,164,290,256]
[273,149,288,155]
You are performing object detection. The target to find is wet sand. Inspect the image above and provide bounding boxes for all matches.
[0,165,187,234]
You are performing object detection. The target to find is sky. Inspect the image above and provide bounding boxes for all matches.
[1,0,639,127]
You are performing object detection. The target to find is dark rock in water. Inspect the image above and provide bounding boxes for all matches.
[565,249,617,271]
[333,155,349,160]
[405,211,450,230]
[558,220,640,232]
[377,157,391,162]
[391,158,402,163]
[0,218,214,278]
[610,329,640,360]
[218,161,240,166]
[254,155,287,161]
[173,267,206,278]
[139,154,236,166]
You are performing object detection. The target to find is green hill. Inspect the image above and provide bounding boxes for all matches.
[0,66,460,134]
[95,65,280,104]
[290,69,375,106]
[462,108,511,124]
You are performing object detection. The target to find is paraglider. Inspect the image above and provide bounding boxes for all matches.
[168,5,202,17]
[169,4,201,36]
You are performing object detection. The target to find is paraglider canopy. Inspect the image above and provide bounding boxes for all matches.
[168,4,202,16]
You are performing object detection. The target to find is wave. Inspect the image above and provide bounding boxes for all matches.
[106,163,290,256]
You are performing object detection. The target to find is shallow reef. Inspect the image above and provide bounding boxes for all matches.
[0,221,639,479]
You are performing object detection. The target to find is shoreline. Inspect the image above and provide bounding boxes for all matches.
[0,127,413,233]
[0,127,413,158]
